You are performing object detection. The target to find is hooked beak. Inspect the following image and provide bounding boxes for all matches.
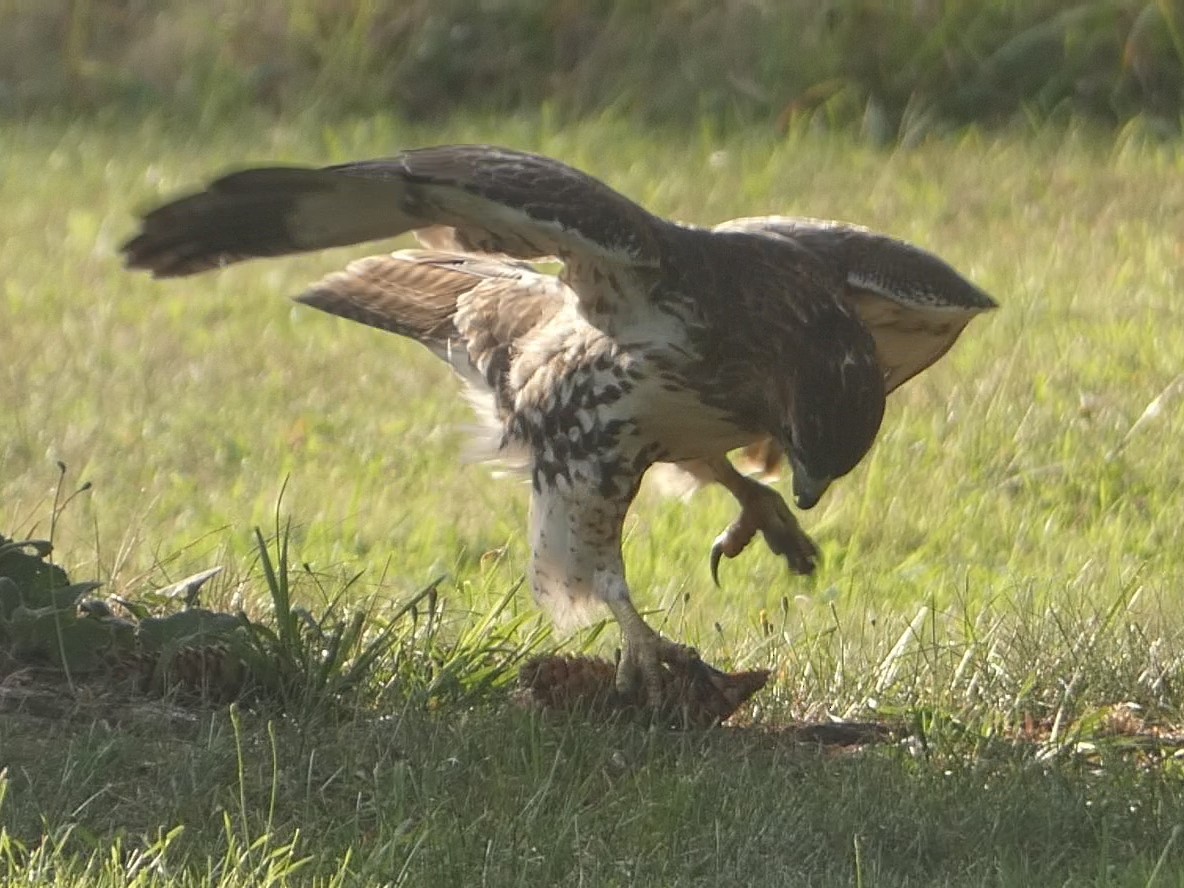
[789,454,831,510]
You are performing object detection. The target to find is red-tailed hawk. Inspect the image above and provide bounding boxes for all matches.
[122,146,995,705]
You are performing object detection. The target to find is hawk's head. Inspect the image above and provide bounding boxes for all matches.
[782,318,886,510]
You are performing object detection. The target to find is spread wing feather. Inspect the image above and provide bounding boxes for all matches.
[297,249,566,412]
[717,215,996,394]
[122,146,663,318]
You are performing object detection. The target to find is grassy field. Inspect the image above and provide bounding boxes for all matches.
[3,111,1184,885]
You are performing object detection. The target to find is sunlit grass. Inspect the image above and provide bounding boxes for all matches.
[4,112,1184,884]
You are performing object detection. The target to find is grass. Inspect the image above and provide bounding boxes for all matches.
[5,706,1184,885]
[3,110,1184,884]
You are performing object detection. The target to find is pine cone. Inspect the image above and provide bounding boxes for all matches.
[519,654,617,711]
[518,653,769,726]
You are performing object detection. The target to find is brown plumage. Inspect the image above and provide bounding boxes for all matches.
[696,215,997,581]
[123,145,994,707]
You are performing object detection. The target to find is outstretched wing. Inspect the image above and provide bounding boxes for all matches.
[297,249,568,416]
[297,249,558,346]
[715,216,996,394]
[122,145,664,321]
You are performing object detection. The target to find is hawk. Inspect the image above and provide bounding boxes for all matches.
[122,145,995,704]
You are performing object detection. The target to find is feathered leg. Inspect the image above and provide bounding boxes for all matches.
[529,480,723,704]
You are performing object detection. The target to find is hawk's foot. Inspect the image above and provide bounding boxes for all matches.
[709,475,819,586]
[607,598,735,718]
[615,626,698,703]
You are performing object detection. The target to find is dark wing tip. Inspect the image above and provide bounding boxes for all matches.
[121,167,331,278]
[120,229,226,279]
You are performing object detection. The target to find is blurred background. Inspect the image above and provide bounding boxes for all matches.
[4,0,1182,139]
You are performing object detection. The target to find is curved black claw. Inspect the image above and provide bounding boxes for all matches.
[710,539,725,587]
[708,522,756,588]
[708,496,820,585]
